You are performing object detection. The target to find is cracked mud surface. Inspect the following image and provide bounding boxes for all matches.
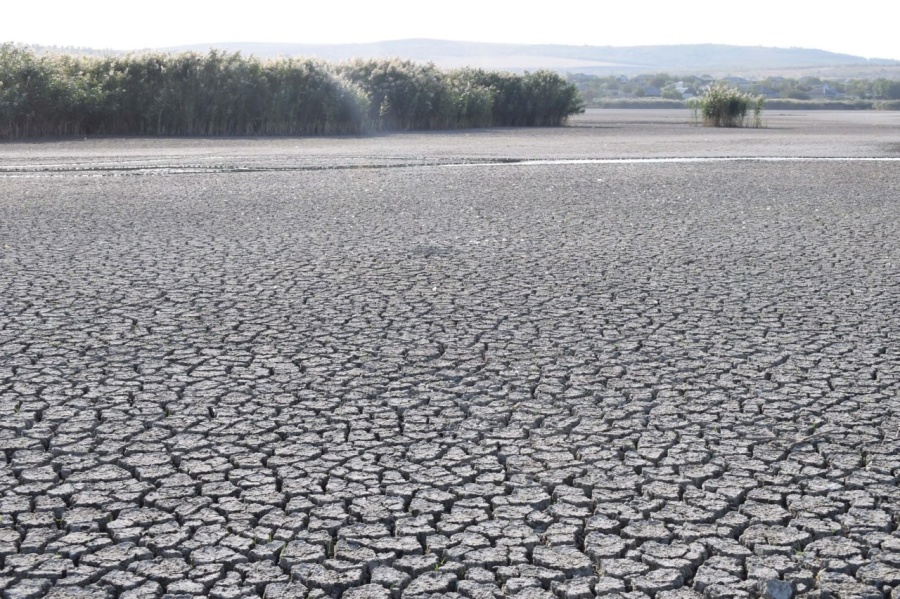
[1,111,899,598]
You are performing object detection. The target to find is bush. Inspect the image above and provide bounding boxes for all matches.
[689,84,763,127]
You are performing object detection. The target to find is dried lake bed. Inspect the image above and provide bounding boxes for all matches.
[0,110,899,598]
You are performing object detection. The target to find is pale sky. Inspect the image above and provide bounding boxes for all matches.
[3,0,898,60]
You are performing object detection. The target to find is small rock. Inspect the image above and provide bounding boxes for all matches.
[758,579,793,599]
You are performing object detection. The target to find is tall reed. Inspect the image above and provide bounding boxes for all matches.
[0,45,584,139]
[689,84,764,127]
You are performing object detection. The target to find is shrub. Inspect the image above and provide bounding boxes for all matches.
[689,84,763,127]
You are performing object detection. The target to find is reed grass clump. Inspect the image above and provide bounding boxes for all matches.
[338,59,454,130]
[454,69,584,126]
[0,44,584,139]
[689,84,764,127]
[0,45,369,137]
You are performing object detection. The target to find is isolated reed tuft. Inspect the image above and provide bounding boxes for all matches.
[689,84,764,128]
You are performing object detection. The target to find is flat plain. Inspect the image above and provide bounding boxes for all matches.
[1,110,899,599]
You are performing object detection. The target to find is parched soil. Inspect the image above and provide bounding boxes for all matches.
[0,111,898,598]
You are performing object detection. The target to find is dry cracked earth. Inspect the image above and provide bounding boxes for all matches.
[0,111,899,599]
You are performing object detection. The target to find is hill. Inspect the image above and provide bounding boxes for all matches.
[160,39,898,76]
[18,39,899,78]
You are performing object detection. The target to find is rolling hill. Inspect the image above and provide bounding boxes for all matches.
[21,39,899,78]
[160,39,897,76]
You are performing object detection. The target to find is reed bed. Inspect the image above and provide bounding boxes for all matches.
[0,45,584,139]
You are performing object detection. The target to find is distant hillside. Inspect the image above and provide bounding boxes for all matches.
[159,39,898,76]
[17,39,899,78]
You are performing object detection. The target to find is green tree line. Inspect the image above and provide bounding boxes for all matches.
[569,72,900,103]
[0,45,584,139]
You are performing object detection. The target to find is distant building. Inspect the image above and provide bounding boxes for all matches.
[740,84,779,98]
[673,82,696,99]
[807,84,843,99]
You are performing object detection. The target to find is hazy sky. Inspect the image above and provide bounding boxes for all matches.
[3,0,898,59]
